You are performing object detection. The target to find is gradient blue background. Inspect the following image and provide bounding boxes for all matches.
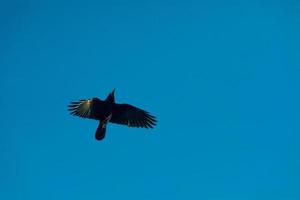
[1,1,300,199]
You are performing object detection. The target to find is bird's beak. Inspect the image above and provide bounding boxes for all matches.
[111,88,115,95]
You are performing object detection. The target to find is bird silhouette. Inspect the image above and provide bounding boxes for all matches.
[68,89,157,140]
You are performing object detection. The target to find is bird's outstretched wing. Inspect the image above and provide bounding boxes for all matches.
[67,98,100,119]
[111,104,157,128]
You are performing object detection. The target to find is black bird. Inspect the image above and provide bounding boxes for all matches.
[68,89,157,140]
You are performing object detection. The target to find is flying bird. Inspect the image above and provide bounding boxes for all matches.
[68,89,157,140]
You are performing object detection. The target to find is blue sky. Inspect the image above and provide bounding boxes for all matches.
[1,0,300,199]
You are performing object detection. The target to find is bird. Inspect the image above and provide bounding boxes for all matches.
[67,89,157,140]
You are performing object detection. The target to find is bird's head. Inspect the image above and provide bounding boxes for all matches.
[111,88,115,96]
[105,88,116,103]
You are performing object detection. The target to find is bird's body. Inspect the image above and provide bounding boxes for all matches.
[68,89,157,140]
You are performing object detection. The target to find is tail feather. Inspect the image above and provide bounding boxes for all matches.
[95,121,106,140]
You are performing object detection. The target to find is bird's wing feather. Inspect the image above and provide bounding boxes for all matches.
[67,98,101,119]
[111,104,157,128]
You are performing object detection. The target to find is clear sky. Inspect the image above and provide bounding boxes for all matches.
[1,0,300,199]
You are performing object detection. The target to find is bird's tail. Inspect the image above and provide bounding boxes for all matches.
[95,121,107,140]
[95,114,112,141]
